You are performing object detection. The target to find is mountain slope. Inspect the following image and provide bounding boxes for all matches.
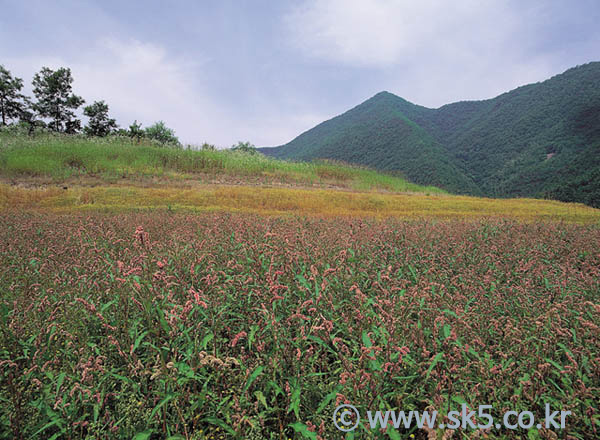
[263,92,481,194]
[261,62,600,207]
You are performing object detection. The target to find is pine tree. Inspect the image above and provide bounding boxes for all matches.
[84,100,117,136]
[32,67,84,132]
[0,65,27,126]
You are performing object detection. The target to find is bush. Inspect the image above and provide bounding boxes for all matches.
[200,142,216,151]
[230,141,258,154]
[144,121,179,145]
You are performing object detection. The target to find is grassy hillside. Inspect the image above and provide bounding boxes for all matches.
[0,133,444,194]
[2,133,599,223]
[261,62,600,207]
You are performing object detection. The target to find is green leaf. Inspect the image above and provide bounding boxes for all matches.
[268,380,284,396]
[387,425,402,440]
[254,390,268,409]
[201,331,214,350]
[289,422,317,439]
[101,299,117,313]
[109,371,133,383]
[203,417,236,435]
[545,358,563,372]
[451,395,467,405]
[441,309,458,318]
[32,420,62,437]
[316,389,339,414]
[132,430,153,440]
[288,385,301,419]
[425,352,444,379]
[93,403,100,423]
[132,331,148,354]
[151,393,177,419]
[295,274,311,289]
[393,374,419,380]
[442,324,451,339]
[248,325,258,349]
[0,303,10,326]
[243,366,264,393]
[408,265,418,283]
[56,372,66,393]
[307,335,337,355]
[155,306,170,335]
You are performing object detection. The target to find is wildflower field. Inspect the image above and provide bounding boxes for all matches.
[1,211,599,439]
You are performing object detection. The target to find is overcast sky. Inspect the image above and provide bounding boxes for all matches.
[1,0,599,147]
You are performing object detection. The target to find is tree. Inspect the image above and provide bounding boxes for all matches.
[114,127,130,137]
[231,141,258,154]
[0,65,27,126]
[84,100,117,136]
[145,121,179,145]
[19,98,47,135]
[128,120,144,141]
[32,67,84,132]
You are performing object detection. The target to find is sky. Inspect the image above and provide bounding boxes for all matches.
[1,0,599,147]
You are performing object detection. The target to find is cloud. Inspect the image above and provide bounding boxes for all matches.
[4,38,217,142]
[3,2,598,146]
[285,0,522,67]
[3,37,328,147]
[74,39,212,139]
[283,0,570,107]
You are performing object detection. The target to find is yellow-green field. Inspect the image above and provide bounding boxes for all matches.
[3,133,599,223]
[2,183,599,223]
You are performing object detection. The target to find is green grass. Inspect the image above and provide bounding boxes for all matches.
[0,133,445,194]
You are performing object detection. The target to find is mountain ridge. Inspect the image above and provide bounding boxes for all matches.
[261,62,600,207]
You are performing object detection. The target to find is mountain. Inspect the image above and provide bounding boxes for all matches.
[261,62,600,207]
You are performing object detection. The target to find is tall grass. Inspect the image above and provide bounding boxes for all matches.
[0,133,444,194]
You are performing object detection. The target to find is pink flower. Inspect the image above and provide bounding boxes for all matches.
[231,331,247,347]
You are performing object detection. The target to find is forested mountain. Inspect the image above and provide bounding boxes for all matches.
[261,62,600,207]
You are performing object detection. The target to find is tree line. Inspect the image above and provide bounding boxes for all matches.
[0,64,179,145]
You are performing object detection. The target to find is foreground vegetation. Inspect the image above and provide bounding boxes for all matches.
[1,212,599,439]
[0,134,443,194]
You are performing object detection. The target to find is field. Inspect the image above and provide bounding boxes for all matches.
[2,213,599,439]
[2,184,600,223]
[2,134,599,223]
[1,136,600,439]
